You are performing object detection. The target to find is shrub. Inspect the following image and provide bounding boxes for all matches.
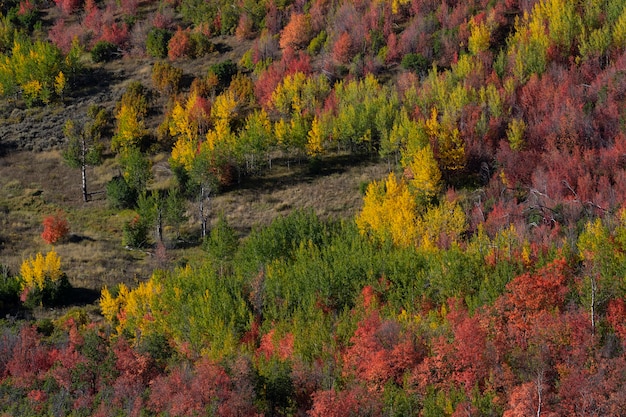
[20,250,71,308]
[106,175,137,209]
[208,59,237,91]
[146,27,172,58]
[91,40,118,63]
[41,211,69,244]
[167,26,191,60]
[401,52,428,76]
[151,60,182,95]
[189,31,213,57]
[0,265,21,311]
[122,215,149,248]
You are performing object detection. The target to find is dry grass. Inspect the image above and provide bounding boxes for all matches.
[0,148,389,293]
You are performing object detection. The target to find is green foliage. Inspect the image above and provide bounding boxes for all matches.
[208,59,237,91]
[122,214,149,248]
[90,41,118,63]
[0,35,73,105]
[204,213,239,262]
[189,31,214,57]
[146,27,172,58]
[401,53,428,76]
[0,265,20,310]
[106,175,137,209]
[119,146,152,195]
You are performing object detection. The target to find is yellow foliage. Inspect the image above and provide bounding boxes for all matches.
[612,8,626,50]
[425,108,466,172]
[54,71,66,96]
[170,135,197,171]
[274,118,289,147]
[306,116,325,157]
[112,102,147,152]
[99,286,121,324]
[468,17,491,55]
[406,144,442,199]
[211,90,238,124]
[417,197,466,248]
[20,250,62,291]
[507,118,526,151]
[22,79,42,97]
[356,173,419,247]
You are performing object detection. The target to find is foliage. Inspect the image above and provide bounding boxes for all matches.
[0,35,76,105]
[90,40,118,63]
[112,82,148,153]
[19,249,70,307]
[146,27,171,58]
[106,175,137,209]
[122,214,149,248]
[41,210,69,244]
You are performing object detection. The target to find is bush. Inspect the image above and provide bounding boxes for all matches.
[41,211,69,244]
[122,214,149,248]
[106,175,137,209]
[0,266,21,311]
[189,31,213,57]
[21,274,71,308]
[146,27,172,58]
[91,40,119,63]
[401,52,428,76]
[208,59,237,91]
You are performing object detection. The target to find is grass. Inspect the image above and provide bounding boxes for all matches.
[0,148,389,296]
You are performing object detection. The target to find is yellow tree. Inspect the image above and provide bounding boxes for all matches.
[404,143,442,200]
[356,172,419,247]
[20,250,63,292]
[425,108,466,174]
[416,196,466,248]
[306,115,325,157]
[112,82,148,153]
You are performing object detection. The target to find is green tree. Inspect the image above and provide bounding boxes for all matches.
[62,105,108,202]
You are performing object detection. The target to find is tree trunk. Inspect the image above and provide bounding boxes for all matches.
[81,135,88,202]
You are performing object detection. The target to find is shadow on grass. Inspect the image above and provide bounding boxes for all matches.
[64,287,101,307]
[223,152,377,194]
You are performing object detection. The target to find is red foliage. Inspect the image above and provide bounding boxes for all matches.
[53,0,82,15]
[119,0,138,17]
[342,310,423,390]
[607,298,626,345]
[279,13,311,50]
[100,22,130,49]
[332,32,353,65]
[168,27,191,60]
[310,385,382,417]
[235,13,255,41]
[152,9,175,30]
[148,357,232,417]
[83,0,102,34]
[41,210,69,244]
[49,18,87,54]
[18,0,35,15]
[112,338,154,410]
[493,257,571,354]
[6,326,54,388]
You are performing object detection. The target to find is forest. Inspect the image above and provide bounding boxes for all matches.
[1,0,626,414]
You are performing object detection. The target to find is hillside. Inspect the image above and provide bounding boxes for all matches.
[1,0,626,415]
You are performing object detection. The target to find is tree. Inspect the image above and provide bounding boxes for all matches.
[190,143,220,239]
[356,172,419,247]
[112,82,148,153]
[279,13,312,50]
[62,105,107,202]
[41,210,69,244]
